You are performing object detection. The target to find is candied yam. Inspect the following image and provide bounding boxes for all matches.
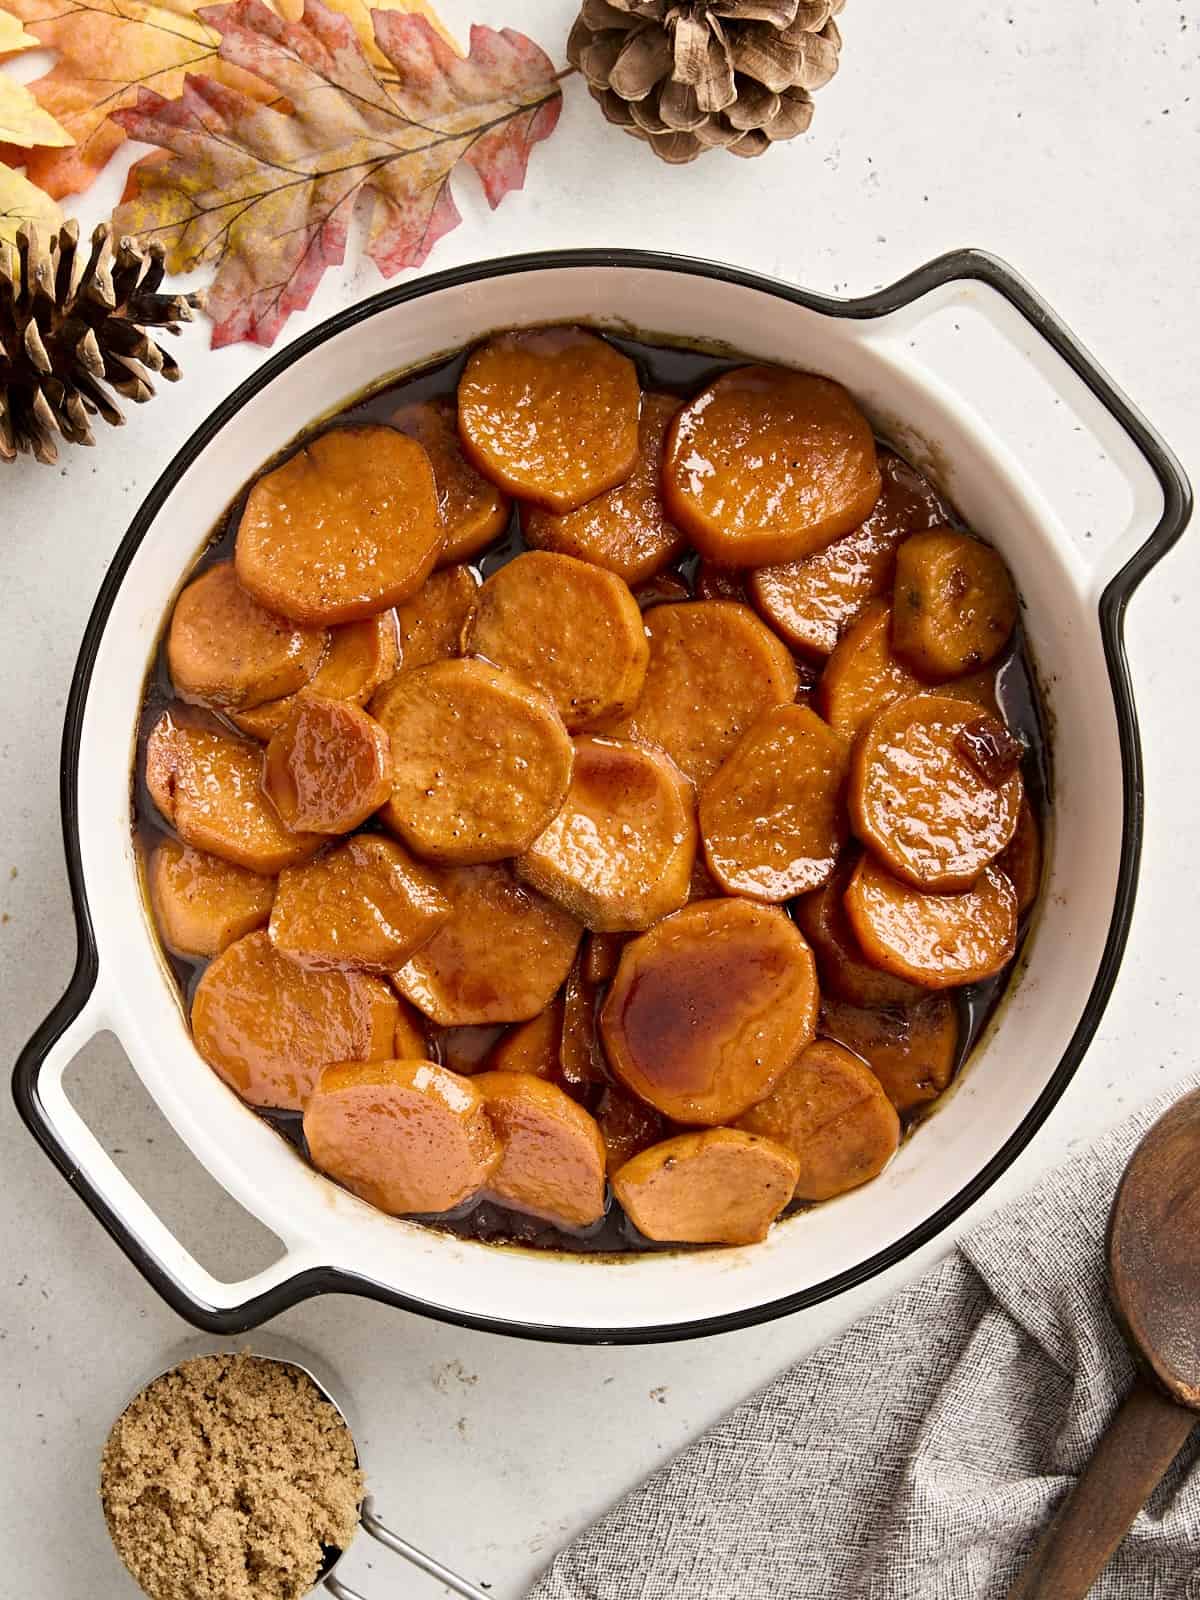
[687,853,723,903]
[699,705,849,901]
[233,612,399,740]
[634,572,691,610]
[820,994,960,1115]
[147,839,274,960]
[167,561,326,711]
[999,795,1043,916]
[145,711,321,873]
[372,658,573,865]
[844,855,1018,989]
[612,1129,800,1245]
[663,366,881,566]
[438,1026,508,1076]
[693,561,747,603]
[191,930,397,1111]
[394,563,478,671]
[263,694,393,836]
[394,998,428,1059]
[269,836,449,972]
[464,552,648,732]
[487,995,565,1079]
[394,863,582,1026]
[892,528,1018,678]
[817,600,921,739]
[390,397,510,563]
[559,958,607,1096]
[458,327,641,513]
[235,425,443,623]
[793,854,924,1008]
[521,392,686,583]
[518,737,696,932]
[749,449,945,657]
[595,1085,664,1176]
[850,695,1022,891]
[597,601,798,785]
[584,932,627,985]
[304,1059,500,1215]
[473,1070,607,1229]
[737,1039,900,1201]
[600,898,818,1125]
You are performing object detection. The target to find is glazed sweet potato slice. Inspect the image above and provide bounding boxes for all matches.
[263,694,393,835]
[473,1070,607,1229]
[749,450,945,656]
[598,601,798,785]
[998,795,1043,916]
[304,1059,500,1215]
[584,931,627,984]
[269,836,449,972]
[559,958,607,1095]
[148,839,275,960]
[595,1086,664,1176]
[464,552,648,732]
[191,930,397,1110]
[662,366,881,567]
[393,998,428,1059]
[145,711,322,873]
[458,327,641,513]
[844,855,1018,989]
[737,1039,900,1201]
[391,397,510,563]
[521,392,686,583]
[600,898,818,1124]
[850,695,1023,891]
[817,600,921,739]
[394,863,582,1026]
[699,705,850,901]
[613,1129,800,1245]
[167,560,326,711]
[235,425,443,624]
[394,563,478,671]
[693,561,747,603]
[820,994,959,1115]
[793,854,924,1008]
[518,736,696,931]
[487,994,565,1079]
[634,572,691,610]
[892,528,1018,679]
[233,612,399,740]
[372,658,573,865]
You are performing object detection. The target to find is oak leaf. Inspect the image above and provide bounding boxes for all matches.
[112,0,563,348]
[0,160,64,246]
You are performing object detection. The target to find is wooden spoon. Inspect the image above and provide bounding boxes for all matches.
[1006,1087,1200,1599]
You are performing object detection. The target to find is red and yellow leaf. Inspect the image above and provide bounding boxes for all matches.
[112,0,563,348]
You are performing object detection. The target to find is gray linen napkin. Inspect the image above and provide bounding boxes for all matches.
[528,1075,1200,1600]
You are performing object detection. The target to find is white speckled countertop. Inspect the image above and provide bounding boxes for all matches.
[2,1,1198,1594]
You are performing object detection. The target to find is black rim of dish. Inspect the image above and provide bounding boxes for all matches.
[12,247,1194,1341]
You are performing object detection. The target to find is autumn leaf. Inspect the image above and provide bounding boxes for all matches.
[112,0,564,348]
[0,160,64,245]
[0,78,72,148]
[0,8,38,51]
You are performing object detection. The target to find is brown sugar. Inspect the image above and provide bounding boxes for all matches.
[101,1353,363,1600]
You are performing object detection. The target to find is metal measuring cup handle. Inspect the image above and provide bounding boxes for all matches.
[325,1496,491,1600]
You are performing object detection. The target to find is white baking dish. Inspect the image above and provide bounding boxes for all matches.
[14,249,1192,1339]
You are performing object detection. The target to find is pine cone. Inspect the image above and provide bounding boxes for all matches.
[569,0,843,163]
[0,222,195,466]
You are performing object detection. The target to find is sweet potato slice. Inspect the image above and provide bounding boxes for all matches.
[737,1039,900,1201]
[263,694,393,835]
[394,863,582,1026]
[394,563,478,671]
[304,1059,500,1215]
[391,397,510,563]
[393,998,428,1059]
[820,994,959,1114]
[634,572,691,610]
[693,562,747,603]
[699,705,849,901]
[584,932,627,984]
[850,695,1022,891]
[233,612,399,740]
[473,1070,607,1229]
[167,561,326,711]
[749,450,944,656]
[145,711,322,873]
[148,839,275,960]
[817,600,921,739]
[999,795,1043,916]
[438,1026,507,1076]
[487,995,565,1080]
[372,658,573,865]
[844,855,1018,989]
[662,366,881,566]
[521,392,686,583]
[597,601,798,784]
[612,1129,800,1245]
[458,328,641,513]
[518,736,696,931]
[595,1086,663,1176]
[892,529,1018,678]
[269,836,448,972]
[559,958,607,1095]
[600,898,818,1124]
[235,425,443,623]
[464,552,648,732]
[191,930,397,1110]
[793,854,924,1008]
